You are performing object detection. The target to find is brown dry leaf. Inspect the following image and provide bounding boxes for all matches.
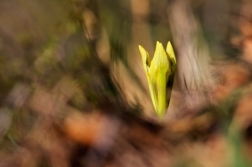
[27,118,70,167]
[167,117,193,135]
[213,61,251,101]
[175,134,228,167]
[233,87,252,130]
[242,37,252,63]
[239,1,252,37]
[28,87,61,116]
[53,76,86,105]
[63,111,106,146]
[16,147,39,167]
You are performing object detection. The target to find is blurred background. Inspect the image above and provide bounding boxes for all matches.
[1,0,252,166]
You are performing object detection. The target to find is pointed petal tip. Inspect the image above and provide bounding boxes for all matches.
[156,41,164,48]
[155,41,166,51]
[166,42,175,56]
[138,45,144,51]
[166,41,172,50]
[138,45,146,54]
[138,45,151,66]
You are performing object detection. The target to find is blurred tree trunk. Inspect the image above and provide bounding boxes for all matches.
[168,0,214,114]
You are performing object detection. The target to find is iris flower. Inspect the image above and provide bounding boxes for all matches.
[139,41,176,118]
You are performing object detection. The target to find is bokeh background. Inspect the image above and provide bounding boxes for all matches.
[1,0,252,166]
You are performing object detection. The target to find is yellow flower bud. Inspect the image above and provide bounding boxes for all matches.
[139,41,176,118]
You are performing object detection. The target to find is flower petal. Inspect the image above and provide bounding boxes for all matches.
[166,41,177,73]
[138,45,150,71]
[151,41,170,74]
[139,45,157,111]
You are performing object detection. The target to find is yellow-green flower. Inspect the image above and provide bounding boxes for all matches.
[139,41,176,118]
